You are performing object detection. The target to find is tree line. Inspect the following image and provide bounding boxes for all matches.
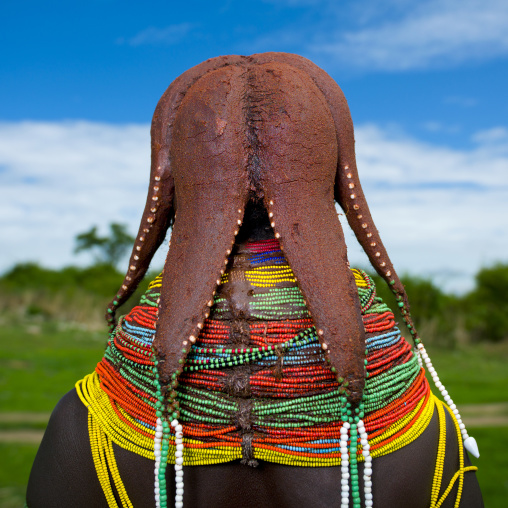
[1,223,507,344]
[371,264,508,345]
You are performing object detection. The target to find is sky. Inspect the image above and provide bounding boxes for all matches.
[1,0,507,292]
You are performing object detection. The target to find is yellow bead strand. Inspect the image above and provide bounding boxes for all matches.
[369,394,435,458]
[430,398,447,506]
[351,268,369,288]
[89,413,120,507]
[244,266,296,287]
[104,431,134,508]
[432,400,478,508]
[148,275,163,289]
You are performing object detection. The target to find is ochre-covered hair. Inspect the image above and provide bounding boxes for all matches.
[106,53,418,404]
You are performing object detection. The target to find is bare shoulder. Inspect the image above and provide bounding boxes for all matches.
[442,409,484,508]
[26,388,107,508]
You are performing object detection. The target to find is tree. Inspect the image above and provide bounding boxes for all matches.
[74,223,135,268]
[465,263,508,342]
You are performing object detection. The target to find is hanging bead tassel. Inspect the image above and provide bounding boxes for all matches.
[158,418,171,508]
[358,419,373,508]
[340,421,350,508]
[172,418,185,508]
[416,342,480,458]
[152,353,170,508]
[349,421,361,508]
[154,417,163,508]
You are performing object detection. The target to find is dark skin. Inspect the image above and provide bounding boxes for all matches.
[27,388,482,508]
[27,207,483,508]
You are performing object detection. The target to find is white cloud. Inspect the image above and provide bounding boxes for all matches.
[0,121,167,272]
[118,23,197,47]
[471,126,508,149]
[308,0,508,71]
[342,123,508,291]
[422,121,461,134]
[443,96,477,108]
[1,120,507,293]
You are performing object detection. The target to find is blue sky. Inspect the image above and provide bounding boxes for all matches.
[1,0,508,292]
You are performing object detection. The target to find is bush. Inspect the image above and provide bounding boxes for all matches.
[3,260,508,345]
[0,262,156,328]
[464,263,508,342]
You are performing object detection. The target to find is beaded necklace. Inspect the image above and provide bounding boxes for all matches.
[77,239,478,508]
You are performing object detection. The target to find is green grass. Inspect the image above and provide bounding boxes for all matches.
[473,427,508,507]
[1,323,507,507]
[0,443,39,508]
[0,321,106,507]
[426,341,508,404]
[0,322,106,412]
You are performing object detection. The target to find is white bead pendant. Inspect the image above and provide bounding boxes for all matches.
[340,422,350,508]
[172,418,185,505]
[154,417,163,508]
[417,343,480,458]
[358,419,373,507]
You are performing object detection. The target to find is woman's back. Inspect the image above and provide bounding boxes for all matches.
[27,205,483,508]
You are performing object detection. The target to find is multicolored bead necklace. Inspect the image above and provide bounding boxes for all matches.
[77,238,478,507]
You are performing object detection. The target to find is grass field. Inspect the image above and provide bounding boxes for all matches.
[1,320,507,507]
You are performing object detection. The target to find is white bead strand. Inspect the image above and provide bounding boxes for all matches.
[154,417,163,508]
[340,421,350,508]
[172,418,185,508]
[358,420,373,508]
[417,343,480,458]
